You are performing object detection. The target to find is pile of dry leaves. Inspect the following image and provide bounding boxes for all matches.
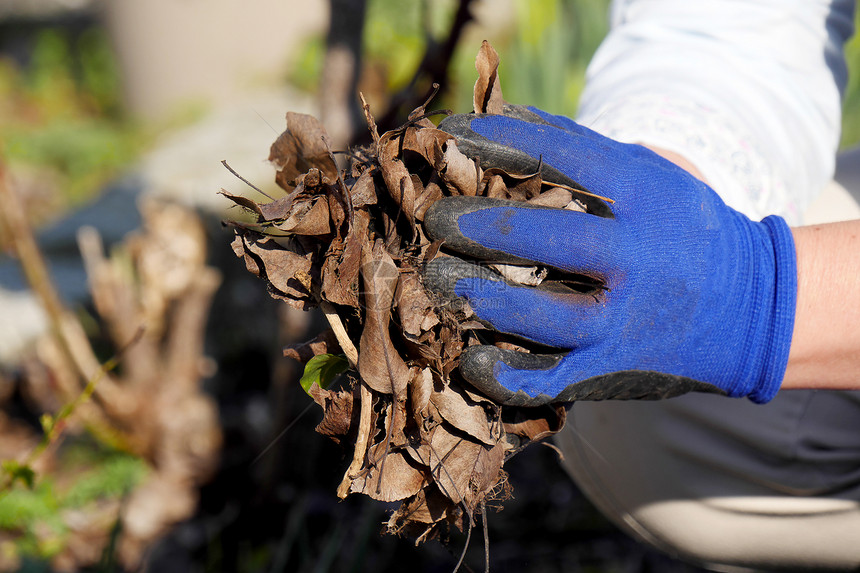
[225,42,599,543]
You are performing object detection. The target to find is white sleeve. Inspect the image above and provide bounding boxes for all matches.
[576,0,855,223]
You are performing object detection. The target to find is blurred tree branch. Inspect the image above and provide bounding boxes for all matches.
[320,0,477,148]
[364,0,476,140]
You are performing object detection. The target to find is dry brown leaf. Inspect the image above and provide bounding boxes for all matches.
[350,444,428,502]
[219,190,265,216]
[308,382,355,445]
[483,167,542,201]
[503,404,568,447]
[357,240,411,395]
[349,169,379,207]
[320,209,368,308]
[230,234,260,275]
[430,384,498,447]
[428,424,484,505]
[465,441,506,507]
[528,186,573,208]
[439,140,480,196]
[402,126,452,166]
[388,485,452,527]
[259,187,303,220]
[485,174,507,199]
[489,263,547,287]
[414,174,445,221]
[232,232,314,309]
[379,156,417,230]
[269,112,338,190]
[409,367,433,419]
[283,329,341,362]
[274,197,331,235]
[395,271,438,337]
[473,40,505,114]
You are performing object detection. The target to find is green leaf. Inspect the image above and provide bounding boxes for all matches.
[299,354,349,395]
[2,460,36,490]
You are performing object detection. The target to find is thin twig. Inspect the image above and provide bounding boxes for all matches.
[548,179,615,204]
[452,513,473,573]
[481,501,490,573]
[222,159,275,200]
[358,92,380,146]
[0,157,69,351]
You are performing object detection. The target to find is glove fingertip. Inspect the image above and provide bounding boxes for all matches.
[423,255,502,300]
[424,196,550,264]
[460,345,563,407]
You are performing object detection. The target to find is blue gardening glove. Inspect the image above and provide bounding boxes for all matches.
[423,106,797,406]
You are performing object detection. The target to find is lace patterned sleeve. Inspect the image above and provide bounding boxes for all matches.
[576,0,855,224]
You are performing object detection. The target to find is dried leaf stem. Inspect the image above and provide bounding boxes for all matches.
[320,300,359,367]
[323,296,370,499]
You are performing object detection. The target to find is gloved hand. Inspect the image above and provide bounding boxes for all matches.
[423,106,797,406]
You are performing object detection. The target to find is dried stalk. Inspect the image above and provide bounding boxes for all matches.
[336,380,373,498]
[320,300,359,367]
[0,158,121,437]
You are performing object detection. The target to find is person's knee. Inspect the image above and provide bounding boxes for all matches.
[629,498,860,571]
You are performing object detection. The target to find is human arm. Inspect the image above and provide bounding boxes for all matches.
[646,144,860,392]
[644,146,860,391]
[783,220,860,390]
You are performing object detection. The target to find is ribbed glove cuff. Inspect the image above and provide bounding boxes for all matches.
[747,215,797,403]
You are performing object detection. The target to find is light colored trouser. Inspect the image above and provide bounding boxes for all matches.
[555,149,860,572]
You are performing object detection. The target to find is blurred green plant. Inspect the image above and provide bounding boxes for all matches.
[290,0,609,118]
[0,447,147,563]
[497,0,608,116]
[840,8,860,149]
[0,26,146,212]
[363,0,428,91]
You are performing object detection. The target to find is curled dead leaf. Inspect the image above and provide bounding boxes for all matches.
[357,240,410,395]
[350,444,428,502]
[430,384,499,447]
[473,40,505,114]
[269,112,338,189]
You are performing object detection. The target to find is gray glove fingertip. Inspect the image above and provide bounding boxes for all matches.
[460,345,729,406]
[437,115,614,218]
[459,345,564,407]
[424,197,553,264]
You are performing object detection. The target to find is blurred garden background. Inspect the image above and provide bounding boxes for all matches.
[0,1,858,571]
